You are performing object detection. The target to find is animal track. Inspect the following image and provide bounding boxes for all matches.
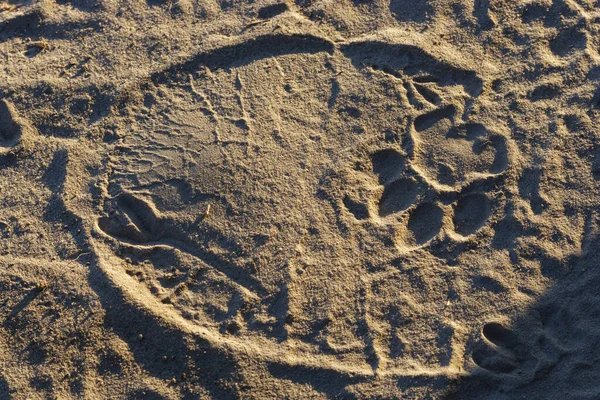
[91,34,523,378]
[371,148,405,184]
[96,190,264,325]
[389,0,433,22]
[404,202,444,245]
[0,99,25,153]
[347,116,505,247]
[453,193,491,236]
[97,192,164,244]
[471,322,527,374]
[257,3,288,19]
[412,111,508,189]
[341,144,497,250]
[336,49,512,252]
[377,177,419,217]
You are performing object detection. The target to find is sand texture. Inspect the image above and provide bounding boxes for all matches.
[2,0,600,398]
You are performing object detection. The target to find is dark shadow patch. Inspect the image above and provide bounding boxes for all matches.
[413,75,439,83]
[127,388,169,400]
[267,362,364,397]
[471,275,507,294]
[482,322,519,348]
[389,0,433,22]
[473,0,494,30]
[407,202,443,244]
[30,375,53,392]
[328,78,340,109]
[491,210,528,250]
[56,0,104,12]
[0,374,9,398]
[413,82,442,105]
[0,99,23,150]
[258,3,288,19]
[453,193,491,235]
[98,348,125,376]
[521,2,548,24]
[413,106,455,132]
[549,26,587,57]
[147,0,169,6]
[489,135,508,174]
[447,221,600,398]
[0,8,42,38]
[465,123,487,140]
[42,149,68,192]
[0,11,102,42]
[562,114,584,133]
[518,167,548,214]
[2,287,44,328]
[25,341,47,365]
[528,83,561,101]
[371,148,405,184]
[343,195,369,220]
[378,178,419,217]
[471,344,518,373]
[338,106,361,119]
[152,34,335,83]
[592,149,600,180]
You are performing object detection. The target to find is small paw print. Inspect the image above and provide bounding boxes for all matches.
[341,139,500,252]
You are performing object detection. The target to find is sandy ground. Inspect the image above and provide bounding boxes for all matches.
[2,0,600,398]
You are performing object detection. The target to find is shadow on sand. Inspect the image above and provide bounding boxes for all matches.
[446,216,600,398]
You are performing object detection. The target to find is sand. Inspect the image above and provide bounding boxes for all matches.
[1,0,600,398]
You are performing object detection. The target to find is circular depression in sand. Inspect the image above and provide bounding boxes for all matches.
[92,34,514,375]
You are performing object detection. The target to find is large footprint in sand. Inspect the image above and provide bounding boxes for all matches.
[92,33,514,376]
[94,33,381,372]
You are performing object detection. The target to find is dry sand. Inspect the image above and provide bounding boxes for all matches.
[1,0,600,398]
